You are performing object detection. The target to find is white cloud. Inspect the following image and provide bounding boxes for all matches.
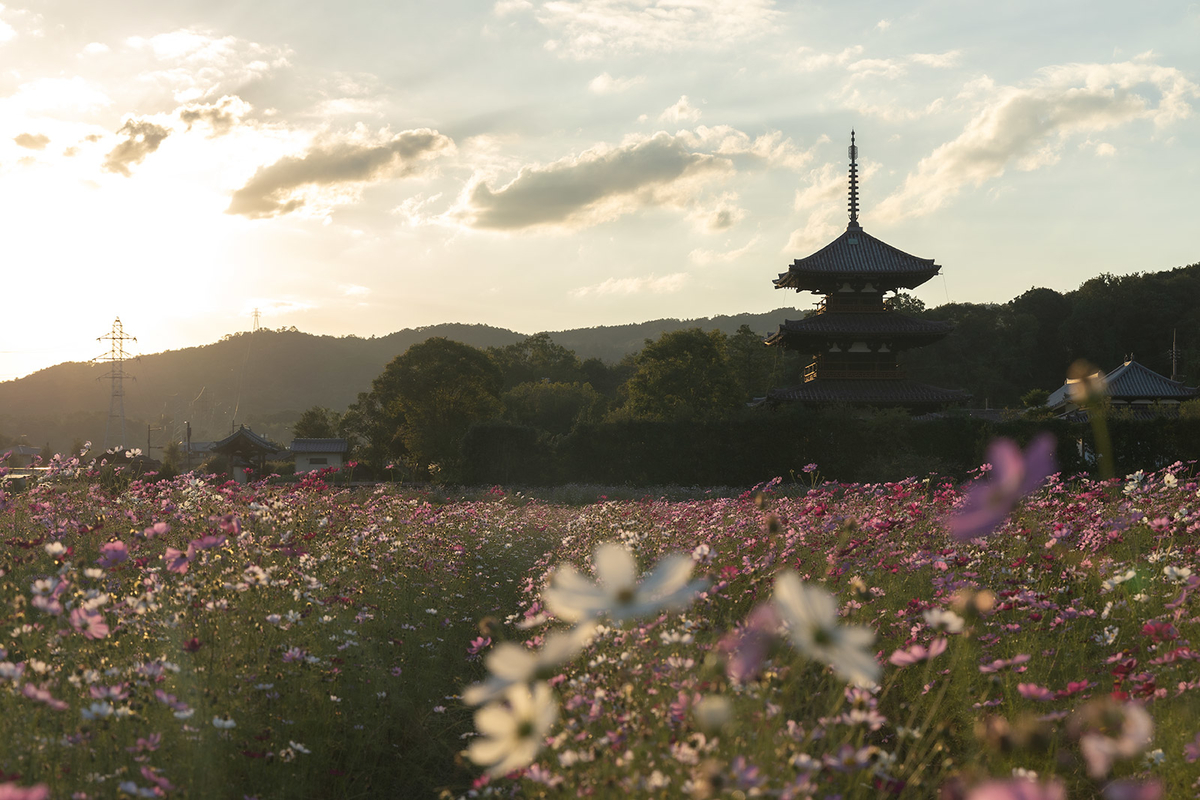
[126,28,291,102]
[228,127,455,218]
[677,125,823,170]
[535,0,780,59]
[452,131,732,231]
[689,235,759,264]
[588,72,644,94]
[785,160,880,252]
[341,284,371,296]
[791,45,863,72]
[659,95,701,123]
[570,272,688,297]
[494,0,534,14]
[875,59,1200,222]
[910,50,962,69]
[4,77,112,116]
[0,19,16,43]
[81,41,109,56]
[689,192,746,232]
[875,19,890,31]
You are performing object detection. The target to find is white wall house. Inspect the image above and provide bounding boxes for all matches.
[291,438,350,473]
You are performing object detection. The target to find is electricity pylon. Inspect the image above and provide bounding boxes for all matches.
[94,317,137,452]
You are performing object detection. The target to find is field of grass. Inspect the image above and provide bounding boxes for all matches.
[1,449,1198,799]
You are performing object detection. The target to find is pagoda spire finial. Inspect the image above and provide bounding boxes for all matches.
[847,130,860,230]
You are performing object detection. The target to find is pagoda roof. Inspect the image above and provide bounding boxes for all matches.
[1046,359,1198,407]
[775,224,941,291]
[767,312,953,347]
[768,378,970,406]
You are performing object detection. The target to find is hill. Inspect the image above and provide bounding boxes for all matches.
[0,309,806,452]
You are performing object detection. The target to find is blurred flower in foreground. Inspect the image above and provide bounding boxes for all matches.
[1069,698,1154,779]
[463,624,595,705]
[965,778,1066,800]
[0,783,50,800]
[468,682,557,776]
[773,570,880,688]
[952,434,1056,541]
[542,542,707,623]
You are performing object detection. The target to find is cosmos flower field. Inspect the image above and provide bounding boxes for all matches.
[2,447,1200,799]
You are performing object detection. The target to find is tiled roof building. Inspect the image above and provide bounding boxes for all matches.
[767,133,969,409]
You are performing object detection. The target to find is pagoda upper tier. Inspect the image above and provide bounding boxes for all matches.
[774,225,942,294]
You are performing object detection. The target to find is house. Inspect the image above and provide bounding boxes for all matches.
[1046,358,1198,418]
[291,438,350,474]
[211,426,287,483]
[1,444,42,468]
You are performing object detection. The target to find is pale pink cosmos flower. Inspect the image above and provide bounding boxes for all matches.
[96,541,129,568]
[888,638,948,667]
[21,683,68,711]
[0,783,50,800]
[966,778,1066,800]
[1072,699,1154,779]
[1185,731,1200,763]
[952,434,1056,541]
[164,546,194,575]
[69,607,109,640]
[1017,683,1055,701]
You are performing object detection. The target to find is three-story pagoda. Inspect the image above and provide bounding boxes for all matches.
[767,133,969,408]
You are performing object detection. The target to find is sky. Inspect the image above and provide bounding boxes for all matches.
[1,0,1199,381]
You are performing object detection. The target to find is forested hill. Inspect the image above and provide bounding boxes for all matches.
[0,309,804,447]
[904,262,1200,407]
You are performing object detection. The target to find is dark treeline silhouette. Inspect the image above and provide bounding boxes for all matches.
[904,263,1200,406]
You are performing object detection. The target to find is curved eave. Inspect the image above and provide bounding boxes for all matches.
[766,312,954,349]
[774,267,941,292]
[775,225,942,291]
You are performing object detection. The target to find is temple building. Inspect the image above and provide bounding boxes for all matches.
[766,133,969,409]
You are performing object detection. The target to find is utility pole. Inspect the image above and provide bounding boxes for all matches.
[252,308,261,332]
[94,317,137,452]
[1170,329,1181,382]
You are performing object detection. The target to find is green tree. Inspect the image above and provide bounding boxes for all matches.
[292,406,342,439]
[623,328,744,421]
[349,338,503,481]
[489,333,583,389]
[503,381,604,436]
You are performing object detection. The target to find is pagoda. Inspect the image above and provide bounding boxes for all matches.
[767,133,969,408]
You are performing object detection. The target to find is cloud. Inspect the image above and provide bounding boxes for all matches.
[687,192,745,232]
[341,284,371,296]
[102,119,171,176]
[689,234,759,264]
[1,19,16,42]
[570,272,688,298]
[178,95,250,136]
[535,0,780,59]
[82,41,109,55]
[875,19,890,31]
[494,0,533,14]
[676,125,823,170]
[874,59,1200,222]
[910,50,962,69]
[588,72,644,94]
[227,128,455,219]
[785,160,880,252]
[454,131,732,231]
[13,133,50,150]
[659,95,702,123]
[6,77,111,115]
[126,28,291,102]
[791,45,863,72]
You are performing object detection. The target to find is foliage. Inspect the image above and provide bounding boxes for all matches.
[502,381,604,436]
[291,406,341,440]
[1021,388,1051,408]
[489,333,583,390]
[623,328,744,422]
[346,338,503,481]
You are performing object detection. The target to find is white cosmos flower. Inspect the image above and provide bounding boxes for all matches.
[467,681,558,776]
[542,542,707,623]
[773,570,881,688]
[463,623,596,706]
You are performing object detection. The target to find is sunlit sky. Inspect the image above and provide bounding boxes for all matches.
[2,1,1199,380]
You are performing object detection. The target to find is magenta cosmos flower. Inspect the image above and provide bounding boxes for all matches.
[952,434,1056,541]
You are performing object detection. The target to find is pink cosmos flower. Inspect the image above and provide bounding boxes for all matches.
[966,778,1066,800]
[96,541,128,568]
[888,638,948,667]
[719,604,779,683]
[1183,731,1200,763]
[164,546,194,574]
[979,654,1032,674]
[952,434,1056,541]
[1017,683,1055,701]
[69,607,109,640]
[21,683,69,711]
[142,522,170,538]
[0,783,50,800]
[191,534,226,551]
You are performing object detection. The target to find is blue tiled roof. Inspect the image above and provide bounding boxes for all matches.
[1046,360,1198,407]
